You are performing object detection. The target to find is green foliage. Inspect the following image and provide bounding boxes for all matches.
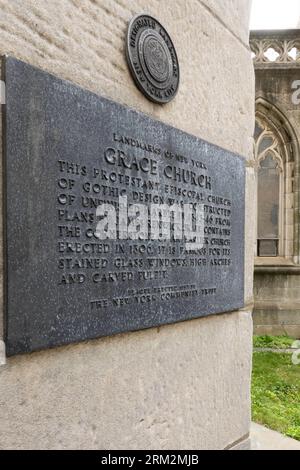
[252,352,300,441]
[253,335,295,349]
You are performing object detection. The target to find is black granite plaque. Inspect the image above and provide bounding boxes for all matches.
[3,57,245,356]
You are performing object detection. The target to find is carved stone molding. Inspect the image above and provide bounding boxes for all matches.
[250,31,300,67]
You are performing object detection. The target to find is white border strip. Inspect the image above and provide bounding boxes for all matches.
[0,340,6,365]
[0,80,6,104]
[0,80,5,363]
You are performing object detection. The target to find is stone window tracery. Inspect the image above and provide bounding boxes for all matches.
[251,38,300,64]
[254,114,294,258]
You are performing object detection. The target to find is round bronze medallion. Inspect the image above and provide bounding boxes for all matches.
[126,14,180,104]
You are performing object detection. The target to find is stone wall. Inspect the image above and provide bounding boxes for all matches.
[0,0,254,450]
[251,30,300,338]
[254,269,300,338]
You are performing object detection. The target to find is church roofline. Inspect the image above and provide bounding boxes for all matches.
[250,29,300,38]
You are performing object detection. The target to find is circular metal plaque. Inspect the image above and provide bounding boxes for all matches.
[126,14,180,104]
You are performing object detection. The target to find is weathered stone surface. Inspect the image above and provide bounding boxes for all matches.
[253,324,300,338]
[0,0,254,159]
[0,310,252,450]
[253,270,300,338]
[199,0,252,46]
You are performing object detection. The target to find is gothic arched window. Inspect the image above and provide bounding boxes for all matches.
[257,152,282,256]
[254,113,293,258]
